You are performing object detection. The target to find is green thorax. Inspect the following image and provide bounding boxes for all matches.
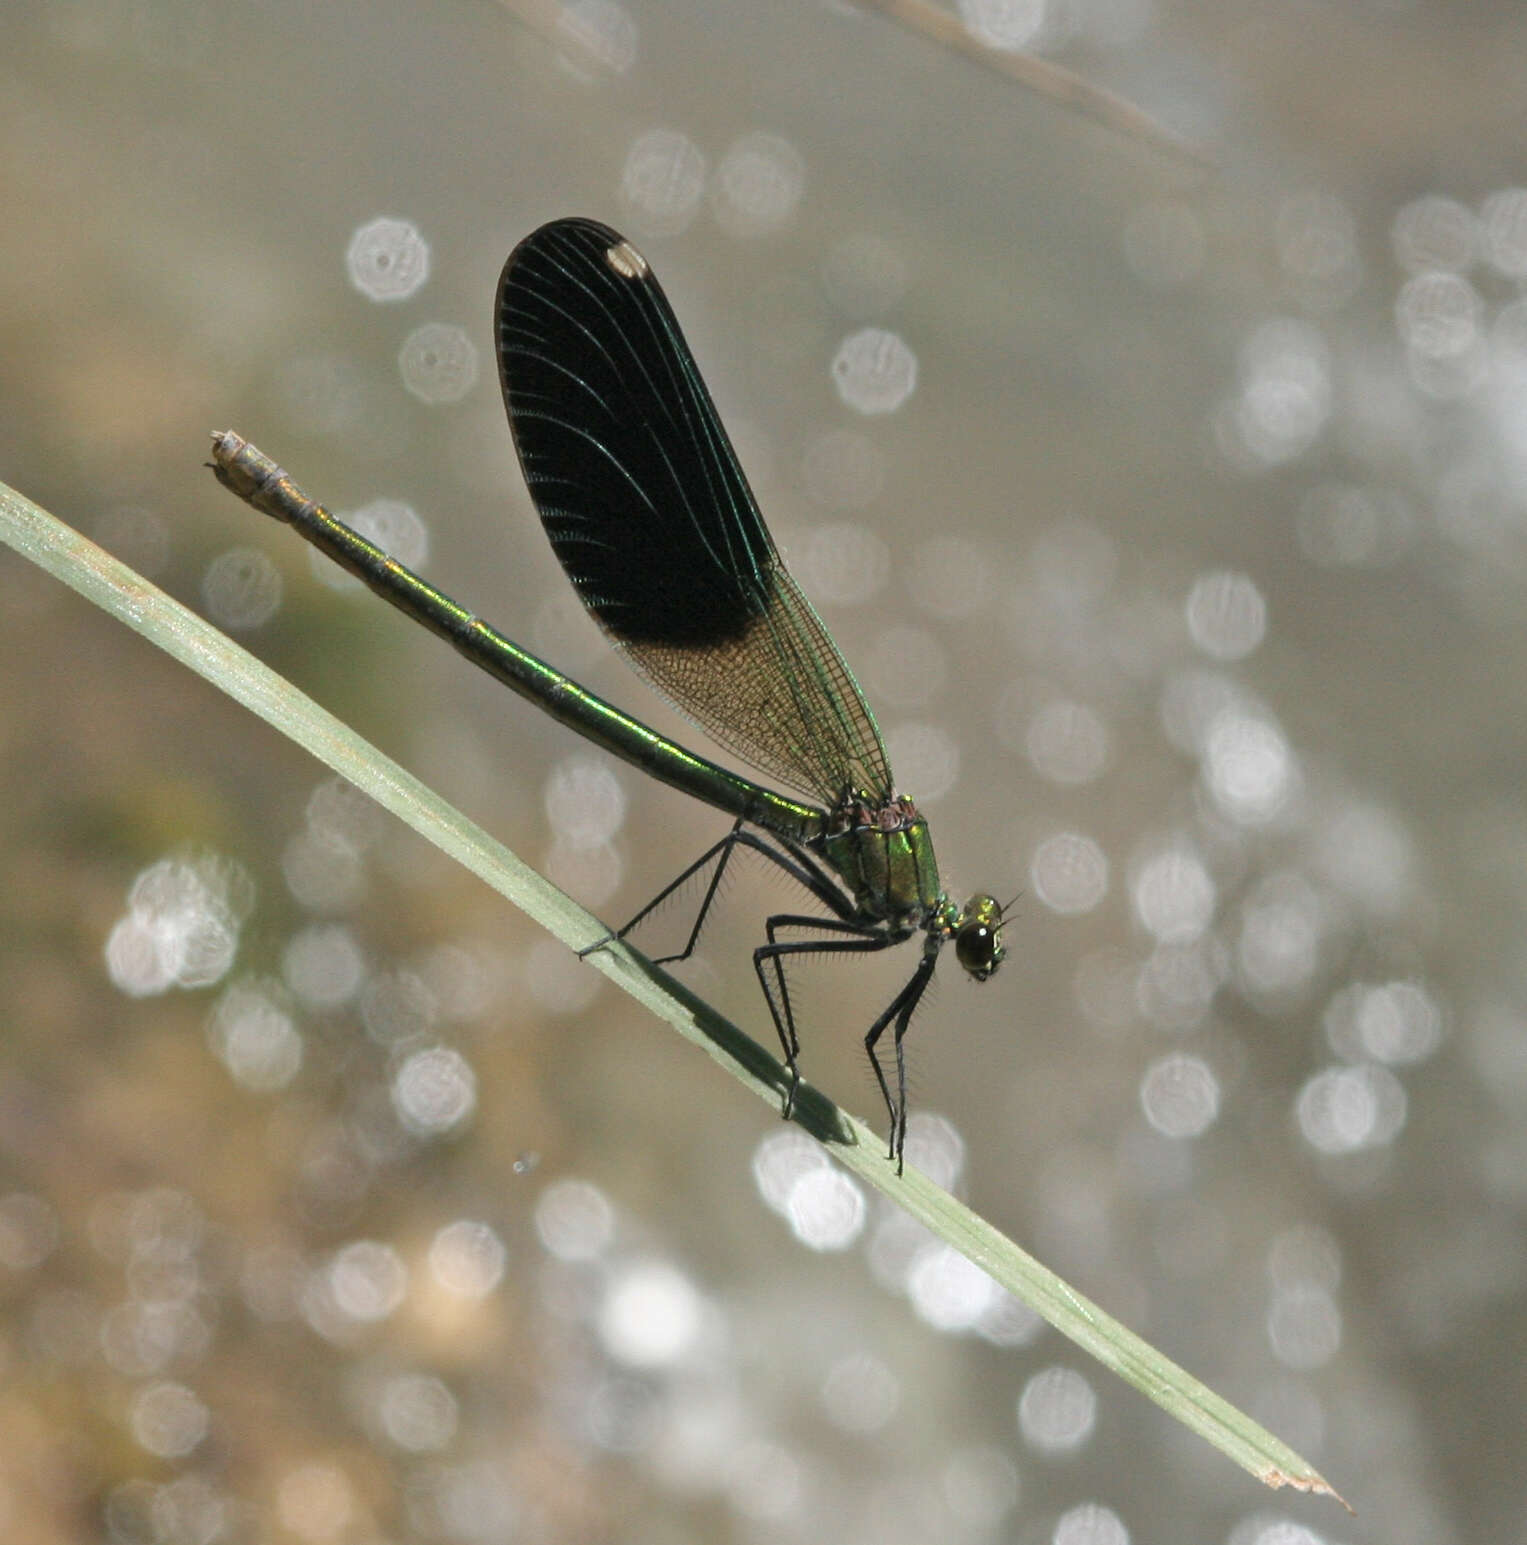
[821,793,945,926]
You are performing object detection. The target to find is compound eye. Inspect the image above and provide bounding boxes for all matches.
[955,919,1003,979]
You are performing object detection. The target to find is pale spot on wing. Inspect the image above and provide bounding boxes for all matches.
[605,239,649,281]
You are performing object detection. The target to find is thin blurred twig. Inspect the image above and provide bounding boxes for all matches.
[861,0,1210,166]
[500,0,1209,168]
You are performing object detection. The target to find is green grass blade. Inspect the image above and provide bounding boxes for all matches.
[0,470,1346,1510]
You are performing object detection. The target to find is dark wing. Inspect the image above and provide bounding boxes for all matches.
[496,217,891,806]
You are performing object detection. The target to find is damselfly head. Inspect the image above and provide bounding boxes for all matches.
[952,893,1006,981]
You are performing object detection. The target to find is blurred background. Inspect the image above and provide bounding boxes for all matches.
[3,1,1525,1541]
